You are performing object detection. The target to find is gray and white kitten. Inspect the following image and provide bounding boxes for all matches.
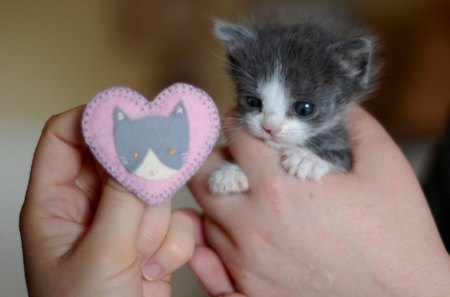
[209,14,379,194]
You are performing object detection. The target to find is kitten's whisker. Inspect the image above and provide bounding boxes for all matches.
[303,139,324,152]
[226,63,256,82]
[207,50,257,87]
[219,119,254,145]
[207,50,252,81]
[207,50,232,64]
[222,116,246,122]
[220,127,248,135]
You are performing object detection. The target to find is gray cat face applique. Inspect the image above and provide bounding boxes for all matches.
[113,101,190,181]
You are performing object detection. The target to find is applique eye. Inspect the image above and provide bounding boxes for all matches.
[245,96,262,109]
[132,151,139,158]
[169,148,176,156]
[293,101,315,117]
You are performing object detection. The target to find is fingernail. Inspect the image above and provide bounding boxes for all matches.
[143,262,162,280]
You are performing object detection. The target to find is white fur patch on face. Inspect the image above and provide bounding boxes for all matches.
[244,65,314,146]
[259,70,289,130]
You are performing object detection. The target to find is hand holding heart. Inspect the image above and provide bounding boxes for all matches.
[19,83,222,297]
[20,104,199,297]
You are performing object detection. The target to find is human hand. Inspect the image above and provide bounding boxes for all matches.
[189,106,450,297]
[20,106,195,297]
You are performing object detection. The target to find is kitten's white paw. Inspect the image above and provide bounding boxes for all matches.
[209,162,249,195]
[281,147,335,181]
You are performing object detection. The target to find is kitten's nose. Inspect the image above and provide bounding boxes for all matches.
[262,124,281,136]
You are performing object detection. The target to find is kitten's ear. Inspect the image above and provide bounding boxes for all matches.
[114,107,129,122]
[328,37,374,85]
[214,20,256,51]
[170,101,187,117]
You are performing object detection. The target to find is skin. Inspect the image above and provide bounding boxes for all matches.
[20,104,450,297]
[20,106,197,297]
[189,106,450,297]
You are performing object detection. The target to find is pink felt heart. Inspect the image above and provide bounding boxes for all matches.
[82,83,220,205]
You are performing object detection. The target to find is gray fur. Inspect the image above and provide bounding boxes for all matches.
[215,12,380,171]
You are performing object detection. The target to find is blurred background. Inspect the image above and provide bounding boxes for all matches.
[1,0,449,296]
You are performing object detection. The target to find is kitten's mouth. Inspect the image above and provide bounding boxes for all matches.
[261,133,281,144]
[253,129,281,143]
[263,132,280,142]
[268,135,279,142]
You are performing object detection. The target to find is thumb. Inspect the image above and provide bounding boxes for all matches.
[82,178,146,261]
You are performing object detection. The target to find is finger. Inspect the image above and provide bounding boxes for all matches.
[187,147,248,226]
[189,245,236,296]
[188,147,228,200]
[181,210,237,295]
[74,149,102,205]
[137,201,172,262]
[81,178,146,262]
[142,211,195,281]
[142,281,171,297]
[28,106,86,193]
[346,106,413,176]
[21,106,92,248]
[222,113,281,183]
[203,217,235,260]
[177,208,205,245]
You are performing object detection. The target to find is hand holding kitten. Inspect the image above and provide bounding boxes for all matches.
[190,106,450,297]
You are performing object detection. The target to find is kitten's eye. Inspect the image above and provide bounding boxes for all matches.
[245,96,262,109]
[132,151,139,158]
[293,101,315,117]
[169,148,176,156]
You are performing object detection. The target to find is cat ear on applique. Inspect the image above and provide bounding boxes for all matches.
[214,20,256,51]
[114,107,129,122]
[328,37,374,85]
[170,101,187,117]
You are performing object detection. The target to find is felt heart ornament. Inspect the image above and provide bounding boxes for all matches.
[82,83,220,205]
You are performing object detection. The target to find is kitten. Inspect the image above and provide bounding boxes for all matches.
[114,101,190,181]
[209,12,379,194]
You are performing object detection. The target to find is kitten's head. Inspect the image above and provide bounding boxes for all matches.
[215,20,378,146]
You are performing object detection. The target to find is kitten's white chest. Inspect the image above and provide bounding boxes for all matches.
[134,149,179,181]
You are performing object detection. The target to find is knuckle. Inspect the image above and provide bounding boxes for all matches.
[167,240,194,263]
[91,248,135,272]
[42,114,60,133]
[256,182,287,216]
[259,180,283,199]
[166,212,195,263]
